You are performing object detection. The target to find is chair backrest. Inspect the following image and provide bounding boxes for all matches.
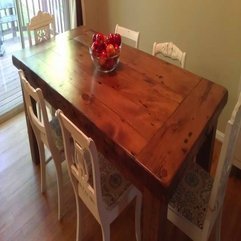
[27,10,55,47]
[57,109,104,219]
[208,93,241,212]
[18,70,58,155]
[232,129,241,169]
[115,24,140,48]
[152,42,186,68]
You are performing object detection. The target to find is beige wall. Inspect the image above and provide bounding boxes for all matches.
[84,0,241,133]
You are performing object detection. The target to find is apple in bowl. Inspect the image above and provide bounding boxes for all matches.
[89,32,121,73]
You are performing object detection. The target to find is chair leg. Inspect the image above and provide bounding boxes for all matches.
[215,210,222,241]
[55,162,64,220]
[101,224,110,241]
[75,196,83,241]
[39,142,46,193]
[135,193,142,241]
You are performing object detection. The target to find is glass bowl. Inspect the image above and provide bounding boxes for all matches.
[89,47,120,73]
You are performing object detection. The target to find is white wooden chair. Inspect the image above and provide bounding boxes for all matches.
[57,109,142,241]
[19,70,65,220]
[152,42,186,68]
[167,92,241,241]
[27,10,56,117]
[27,10,56,47]
[232,130,241,170]
[115,24,140,48]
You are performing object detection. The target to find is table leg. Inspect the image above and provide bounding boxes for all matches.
[142,187,168,241]
[196,123,217,171]
[25,113,40,164]
[22,86,40,164]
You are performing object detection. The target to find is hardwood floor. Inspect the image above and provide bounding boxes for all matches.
[0,112,241,241]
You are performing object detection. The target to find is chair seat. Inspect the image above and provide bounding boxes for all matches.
[49,117,63,151]
[82,152,131,208]
[168,93,241,241]
[168,162,213,229]
[98,153,131,208]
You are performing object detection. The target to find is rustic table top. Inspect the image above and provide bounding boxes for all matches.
[12,26,228,196]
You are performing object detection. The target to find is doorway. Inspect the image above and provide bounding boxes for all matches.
[0,0,74,124]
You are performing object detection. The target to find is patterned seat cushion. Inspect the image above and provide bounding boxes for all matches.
[83,151,131,208]
[168,162,213,229]
[98,153,131,208]
[49,117,63,150]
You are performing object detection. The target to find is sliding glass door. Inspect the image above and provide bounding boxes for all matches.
[0,0,76,123]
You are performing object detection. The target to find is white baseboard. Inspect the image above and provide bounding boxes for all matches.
[216,130,224,143]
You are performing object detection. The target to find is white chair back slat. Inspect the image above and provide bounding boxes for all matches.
[115,24,140,48]
[19,70,52,148]
[27,10,56,47]
[58,111,102,214]
[152,42,186,68]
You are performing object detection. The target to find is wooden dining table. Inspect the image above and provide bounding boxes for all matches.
[12,26,228,241]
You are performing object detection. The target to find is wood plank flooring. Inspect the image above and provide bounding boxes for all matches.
[0,112,241,241]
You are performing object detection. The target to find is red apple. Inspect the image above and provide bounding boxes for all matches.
[114,33,121,46]
[106,44,116,57]
[91,41,106,56]
[106,33,115,45]
[91,42,100,56]
[92,32,105,43]
[98,50,107,66]
[114,44,120,54]
[92,33,98,42]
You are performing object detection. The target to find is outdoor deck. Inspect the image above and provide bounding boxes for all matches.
[0,0,69,124]
[0,36,23,124]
